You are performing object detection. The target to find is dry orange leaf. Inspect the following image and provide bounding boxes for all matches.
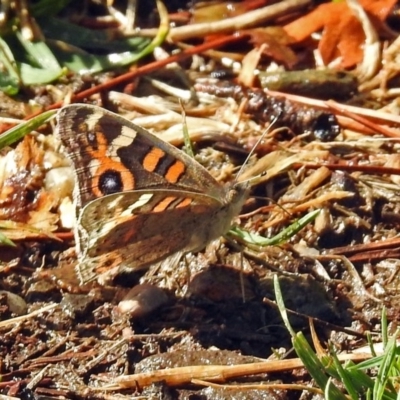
[283,0,397,68]
[247,27,298,68]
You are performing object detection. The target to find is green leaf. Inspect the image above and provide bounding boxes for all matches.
[16,31,61,71]
[30,0,74,17]
[0,33,64,89]
[39,17,151,52]
[0,0,169,89]
[14,31,64,85]
[330,356,362,399]
[17,62,65,85]
[0,36,20,94]
[43,0,169,74]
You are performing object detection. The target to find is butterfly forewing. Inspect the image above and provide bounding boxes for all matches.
[57,105,225,208]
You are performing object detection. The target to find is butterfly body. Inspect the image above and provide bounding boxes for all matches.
[56,104,249,284]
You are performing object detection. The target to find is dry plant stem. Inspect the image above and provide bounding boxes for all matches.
[310,319,329,356]
[300,163,400,177]
[359,34,400,92]
[26,338,97,368]
[317,255,381,303]
[339,256,381,303]
[26,365,51,390]
[326,237,400,256]
[193,379,324,394]
[326,100,400,138]
[348,248,400,263]
[0,395,20,400]
[138,0,312,41]
[262,297,366,338]
[82,338,126,373]
[182,45,245,62]
[265,90,400,126]
[0,303,58,328]
[71,34,246,102]
[102,352,372,390]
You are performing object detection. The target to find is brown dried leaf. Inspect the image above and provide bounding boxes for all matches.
[283,0,397,68]
[247,27,298,68]
[0,135,66,235]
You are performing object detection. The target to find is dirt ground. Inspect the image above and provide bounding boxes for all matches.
[1,1,400,399]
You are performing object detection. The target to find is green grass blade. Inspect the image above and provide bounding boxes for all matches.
[330,355,361,399]
[293,333,347,399]
[273,274,295,336]
[373,330,400,400]
[0,110,56,149]
[382,306,388,348]
[0,231,16,246]
[274,275,346,399]
[229,209,320,246]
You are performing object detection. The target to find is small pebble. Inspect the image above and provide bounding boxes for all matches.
[115,284,168,318]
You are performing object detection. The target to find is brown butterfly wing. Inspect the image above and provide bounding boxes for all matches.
[76,189,224,283]
[56,104,226,209]
[56,104,249,284]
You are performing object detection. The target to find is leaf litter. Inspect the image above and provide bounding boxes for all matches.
[0,0,400,398]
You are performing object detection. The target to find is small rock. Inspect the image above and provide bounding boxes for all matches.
[189,264,255,302]
[0,290,27,316]
[60,293,94,318]
[25,280,60,303]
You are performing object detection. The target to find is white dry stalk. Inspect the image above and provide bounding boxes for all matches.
[108,91,232,144]
[238,44,267,87]
[132,0,312,41]
[0,303,58,328]
[360,34,400,94]
[346,0,381,82]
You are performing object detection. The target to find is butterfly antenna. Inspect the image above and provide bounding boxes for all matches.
[179,99,195,158]
[235,113,281,182]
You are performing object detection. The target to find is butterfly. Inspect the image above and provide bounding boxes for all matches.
[56,104,250,284]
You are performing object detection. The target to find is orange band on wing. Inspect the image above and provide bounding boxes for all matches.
[176,197,192,208]
[153,196,177,212]
[143,147,165,172]
[165,160,185,183]
[84,130,108,158]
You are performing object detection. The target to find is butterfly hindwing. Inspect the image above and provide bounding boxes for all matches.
[77,189,222,282]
